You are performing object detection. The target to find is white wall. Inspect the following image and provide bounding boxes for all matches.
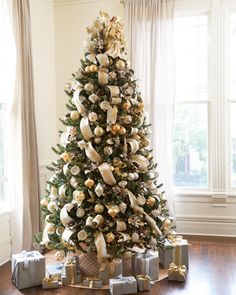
[54,0,124,129]
[30,0,57,167]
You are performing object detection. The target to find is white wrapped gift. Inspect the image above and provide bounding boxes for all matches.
[11,251,45,289]
[109,275,137,295]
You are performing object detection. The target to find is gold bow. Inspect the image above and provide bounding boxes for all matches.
[168,263,187,278]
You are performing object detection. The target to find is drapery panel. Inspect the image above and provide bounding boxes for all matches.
[125,0,175,214]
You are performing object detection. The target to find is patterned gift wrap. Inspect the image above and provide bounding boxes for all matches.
[109,275,137,295]
[11,251,45,290]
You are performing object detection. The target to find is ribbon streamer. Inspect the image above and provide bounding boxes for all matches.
[61,227,76,246]
[80,117,94,141]
[85,142,102,163]
[86,53,97,63]
[98,163,116,186]
[59,184,68,200]
[98,71,109,85]
[111,97,122,105]
[95,232,108,264]
[72,91,86,115]
[60,204,76,227]
[107,106,118,124]
[96,53,109,67]
[107,85,120,97]
[130,155,149,170]
[126,189,162,236]
[42,224,53,249]
[127,138,139,155]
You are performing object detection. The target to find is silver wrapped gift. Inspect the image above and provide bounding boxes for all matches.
[159,238,189,269]
[109,275,137,295]
[11,251,45,289]
[132,251,159,281]
[99,258,122,285]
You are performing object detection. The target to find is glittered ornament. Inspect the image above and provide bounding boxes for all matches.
[77,230,88,241]
[122,115,132,124]
[108,205,120,218]
[70,110,80,121]
[85,178,95,189]
[104,146,113,155]
[109,71,116,79]
[100,100,110,111]
[89,93,99,103]
[90,64,98,72]
[119,202,127,213]
[88,112,98,122]
[70,165,80,176]
[94,126,104,137]
[147,196,156,207]
[60,152,72,163]
[122,101,131,110]
[94,136,102,144]
[119,126,126,135]
[95,203,104,213]
[47,201,58,213]
[54,250,65,261]
[106,232,115,243]
[73,190,85,204]
[115,59,125,70]
[84,83,94,92]
[137,195,146,206]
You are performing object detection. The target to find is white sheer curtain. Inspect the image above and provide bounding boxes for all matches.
[125,0,175,215]
[7,0,40,252]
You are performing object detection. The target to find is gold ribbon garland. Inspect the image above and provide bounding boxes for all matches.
[98,71,109,85]
[80,116,94,140]
[96,53,109,67]
[60,204,76,227]
[98,162,117,186]
[130,155,149,171]
[95,232,108,264]
[168,263,187,278]
[107,105,118,124]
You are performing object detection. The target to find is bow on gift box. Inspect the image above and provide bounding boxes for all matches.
[168,263,187,278]
[42,274,59,284]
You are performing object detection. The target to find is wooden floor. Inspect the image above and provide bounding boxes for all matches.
[0,236,236,295]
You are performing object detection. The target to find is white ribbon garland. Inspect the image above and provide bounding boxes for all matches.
[60,204,76,227]
[107,105,118,124]
[130,155,149,170]
[98,71,109,85]
[80,117,94,141]
[95,232,108,264]
[98,163,116,186]
[96,53,109,67]
[127,138,139,155]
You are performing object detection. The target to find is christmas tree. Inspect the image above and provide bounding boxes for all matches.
[38,12,173,261]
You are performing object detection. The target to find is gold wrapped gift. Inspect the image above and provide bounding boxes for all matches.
[136,274,151,291]
[42,275,61,289]
[168,263,187,282]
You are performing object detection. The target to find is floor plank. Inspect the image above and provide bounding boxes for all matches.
[0,236,236,295]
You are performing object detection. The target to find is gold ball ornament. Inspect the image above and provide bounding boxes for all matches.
[54,250,65,261]
[108,205,120,218]
[40,198,48,206]
[119,126,126,135]
[90,64,98,72]
[73,190,85,204]
[85,66,91,73]
[106,232,115,243]
[115,59,125,70]
[147,196,156,207]
[84,83,94,92]
[95,203,104,213]
[70,110,80,121]
[122,101,131,110]
[85,178,95,189]
[111,124,121,134]
[94,126,104,137]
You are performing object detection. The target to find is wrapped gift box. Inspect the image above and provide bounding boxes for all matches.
[83,278,103,288]
[109,275,137,295]
[61,257,81,285]
[168,263,187,282]
[159,238,189,269]
[136,275,151,291]
[42,276,61,289]
[99,258,122,285]
[132,251,159,281]
[11,251,45,290]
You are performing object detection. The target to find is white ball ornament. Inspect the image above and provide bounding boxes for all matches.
[70,165,80,176]
[128,173,135,181]
[76,208,85,218]
[70,110,80,121]
[84,83,94,92]
[89,94,99,103]
[133,172,139,180]
[70,176,78,188]
[88,112,98,122]
[100,101,110,111]
[94,126,104,137]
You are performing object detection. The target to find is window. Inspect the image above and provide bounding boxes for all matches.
[0,0,15,210]
[173,15,208,188]
[173,2,236,195]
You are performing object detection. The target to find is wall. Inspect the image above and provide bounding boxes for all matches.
[54,0,124,129]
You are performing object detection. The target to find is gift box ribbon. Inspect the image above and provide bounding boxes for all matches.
[168,263,187,278]
[111,274,136,292]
